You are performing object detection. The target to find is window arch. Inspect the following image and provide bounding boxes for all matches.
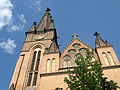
[102,53,109,66]
[67,49,76,54]
[52,58,55,72]
[47,59,50,73]
[79,48,87,53]
[62,55,72,68]
[108,52,115,65]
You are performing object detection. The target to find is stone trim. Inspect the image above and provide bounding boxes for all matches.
[102,65,120,70]
[26,29,56,34]
[40,71,67,77]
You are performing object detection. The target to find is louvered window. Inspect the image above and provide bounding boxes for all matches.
[27,73,32,86]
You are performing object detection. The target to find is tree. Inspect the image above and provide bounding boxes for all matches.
[64,49,119,90]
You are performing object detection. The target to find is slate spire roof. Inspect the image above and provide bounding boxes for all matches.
[36,8,55,31]
[27,8,55,32]
[94,32,112,48]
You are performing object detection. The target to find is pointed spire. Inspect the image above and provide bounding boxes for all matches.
[94,32,107,48]
[37,8,55,31]
[44,41,59,54]
[27,22,37,32]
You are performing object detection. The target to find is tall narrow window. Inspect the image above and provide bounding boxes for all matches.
[52,58,55,72]
[27,73,32,86]
[30,51,37,71]
[35,51,41,71]
[47,59,50,73]
[102,53,109,66]
[33,72,38,86]
[108,52,115,65]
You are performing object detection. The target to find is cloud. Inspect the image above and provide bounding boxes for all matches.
[0,0,13,30]
[8,25,20,32]
[0,38,17,54]
[7,14,26,32]
[30,0,42,11]
[19,14,26,23]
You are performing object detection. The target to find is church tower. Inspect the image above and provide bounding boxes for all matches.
[9,9,120,90]
[9,8,60,90]
[94,32,120,67]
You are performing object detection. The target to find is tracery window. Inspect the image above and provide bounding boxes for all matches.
[52,58,55,72]
[102,53,109,66]
[108,52,115,65]
[74,54,81,66]
[67,49,76,54]
[62,55,72,68]
[79,48,87,53]
[72,43,81,48]
[27,48,41,86]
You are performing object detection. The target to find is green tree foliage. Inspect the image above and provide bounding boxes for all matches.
[64,49,119,90]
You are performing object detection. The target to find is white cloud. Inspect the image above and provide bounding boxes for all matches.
[19,14,26,23]
[8,25,20,32]
[30,0,42,11]
[0,0,13,30]
[0,38,16,54]
[7,14,26,32]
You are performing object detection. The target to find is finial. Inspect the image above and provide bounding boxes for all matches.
[33,22,37,25]
[46,8,51,12]
[72,34,78,39]
[94,32,100,36]
[33,22,37,34]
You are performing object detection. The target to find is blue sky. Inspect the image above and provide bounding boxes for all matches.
[0,0,120,89]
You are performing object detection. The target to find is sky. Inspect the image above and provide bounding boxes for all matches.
[0,0,120,90]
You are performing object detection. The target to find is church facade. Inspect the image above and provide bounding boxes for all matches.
[9,8,120,90]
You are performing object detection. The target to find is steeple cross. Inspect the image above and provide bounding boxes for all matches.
[94,32,100,36]
[72,34,78,39]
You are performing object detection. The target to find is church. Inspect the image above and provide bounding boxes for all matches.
[9,8,120,90]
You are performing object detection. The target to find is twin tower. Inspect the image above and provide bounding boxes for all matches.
[9,8,120,90]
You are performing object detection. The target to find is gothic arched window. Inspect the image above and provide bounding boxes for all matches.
[67,49,76,54]
[108,52,115,65]
[74,53,81,66]
[79,48,87,53]
[47,59,50,73]
[102,53,109,66]
[35,51,41,71]
[62,55,72,68]
[30,51,37,71]
[72,43,81,48]
[52,58,55,72]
